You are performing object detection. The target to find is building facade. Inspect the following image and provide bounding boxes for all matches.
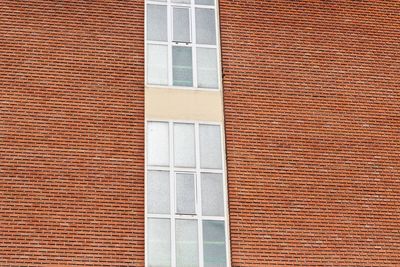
[1,1,399,266]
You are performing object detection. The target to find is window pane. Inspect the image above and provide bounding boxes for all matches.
[173,123,195,167]
[148,122,169,166]
[173,46,193,87]
[199,124,222,169]
[147,5,168,41]
[173,8,191,43]
[172,0,190,3]
[148,44,168,85]
[176,173,196,214]
[148,219,171,267]
[197,48,218,88]
[201,173,224,216]
[195,8,216,45]
[176,220,199,267]
[195,0,214,5]
[203,221,227,267]
[147,171,170,214]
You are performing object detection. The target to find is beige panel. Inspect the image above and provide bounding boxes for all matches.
[145,87,224,122]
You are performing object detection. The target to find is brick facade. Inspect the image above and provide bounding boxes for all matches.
[220,1,400,266]
[0,1,145,266]
[0,1,399,266]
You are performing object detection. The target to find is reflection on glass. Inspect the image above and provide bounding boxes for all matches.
[147,171,170,214]
[148,44,168,85]
[174,123,196,167]
[173,7,191,43]
[176,173,196,214]
[197,47,218,88]
[203,220,227,267]
[199,124,222,169]
[196,8,216,45]
[148,218,171,267]
[147,5,168,41]
[176,219,199,267]
[147,122,169,166]
[173,46,193,87]
[201,173,224,216]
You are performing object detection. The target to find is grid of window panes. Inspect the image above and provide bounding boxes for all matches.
[146,0,219,89]
[146,121,228,267]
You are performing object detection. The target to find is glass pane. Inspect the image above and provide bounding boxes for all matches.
[176,173,196,214]
[173,123,195,167]
[148,122,169,166]
[147,171,170,214]
[172,0,190,3]
[173,46,193,87]
[197,48,218,89]
[199,124,222,169]
[195,0,214,5]
[148,219,171,267]
[147,5,168,41]
[147,44,168,85]
[173,8,191,43]
[201,173,224,216]
[176,220,199,267]
[195,8,216,45]
[203,221,227,267]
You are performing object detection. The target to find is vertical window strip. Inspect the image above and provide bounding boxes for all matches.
[146,0,219,89]
[146,121,229,267]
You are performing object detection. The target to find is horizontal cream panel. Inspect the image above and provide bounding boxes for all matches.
[145,87,224,122]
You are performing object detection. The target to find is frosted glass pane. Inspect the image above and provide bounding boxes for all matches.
[203,221,226,267]
[176,173,196,214]
[173,8,191,43]
[147,5,167,41]
[176,220,199,267]
[197,48,218,89]
[148,219,171,267]
[148,44,168,85]
[174,123,195,167]
[201,173,224,216]
[199,124,222,169]
[172,0,190,3]
[173,46,193,87]
[147,171,170,214]
[148,122,169,166]
[195,0,214,5]
[195,8,216,45]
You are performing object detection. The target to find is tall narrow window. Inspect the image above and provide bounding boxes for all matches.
[172,46,193,87]
[146,0,220,89]
[147,4,168,41]
[146,121,229,267]
[173,7,191,43]
[148,44,168,85]
[195,8,216,45]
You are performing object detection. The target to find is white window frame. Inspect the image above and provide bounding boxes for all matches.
[145,120,231,267]
[145,0,223,91]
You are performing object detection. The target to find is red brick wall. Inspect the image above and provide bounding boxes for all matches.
[0,1,144,266]
[220,1,400,266]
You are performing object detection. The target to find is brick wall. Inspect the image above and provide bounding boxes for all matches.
[220,1,400,266]
[1,1,400,266]
[0,1,144,266]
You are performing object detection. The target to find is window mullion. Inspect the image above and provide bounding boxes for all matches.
[167,5,173,86]
[169,121,176,267]
[215,0,223,93]
[195,123,204,267]
[191,1,198,88]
